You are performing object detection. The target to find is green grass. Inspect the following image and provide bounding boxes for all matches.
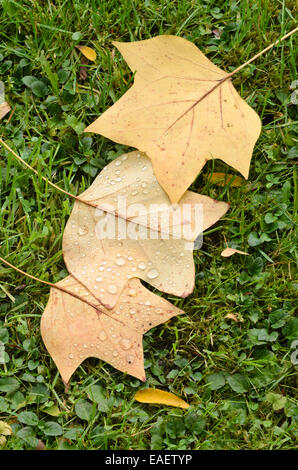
[0,0,297,450]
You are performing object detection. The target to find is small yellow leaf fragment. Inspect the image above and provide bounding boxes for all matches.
[208,173,243,187]
[41,276,183,383]
[0,102,11,120]
[134,389,189,409]
[41,405,60,417]
[0,421,12,437]
[221,247,249,257]
[76,46,96,62]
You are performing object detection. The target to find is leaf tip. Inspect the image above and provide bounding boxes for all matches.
[76,45,97,62]
[84,124,93,133]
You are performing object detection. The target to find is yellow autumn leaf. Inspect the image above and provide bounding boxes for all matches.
[208,172,243,187]
[225,313,243,322]
[134,389,189,409]
[76,45,96,62]
[0,421,12,437]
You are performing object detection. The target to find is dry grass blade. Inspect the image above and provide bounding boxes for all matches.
[221,247,249,257]
[0,102,11,120]
[85,29,297,202]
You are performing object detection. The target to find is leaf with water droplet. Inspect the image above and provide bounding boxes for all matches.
[134,388,189,409]
[207,172,244,187]
[76,45,97,62]
[41,275,183,383]
[63,151,229,308]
